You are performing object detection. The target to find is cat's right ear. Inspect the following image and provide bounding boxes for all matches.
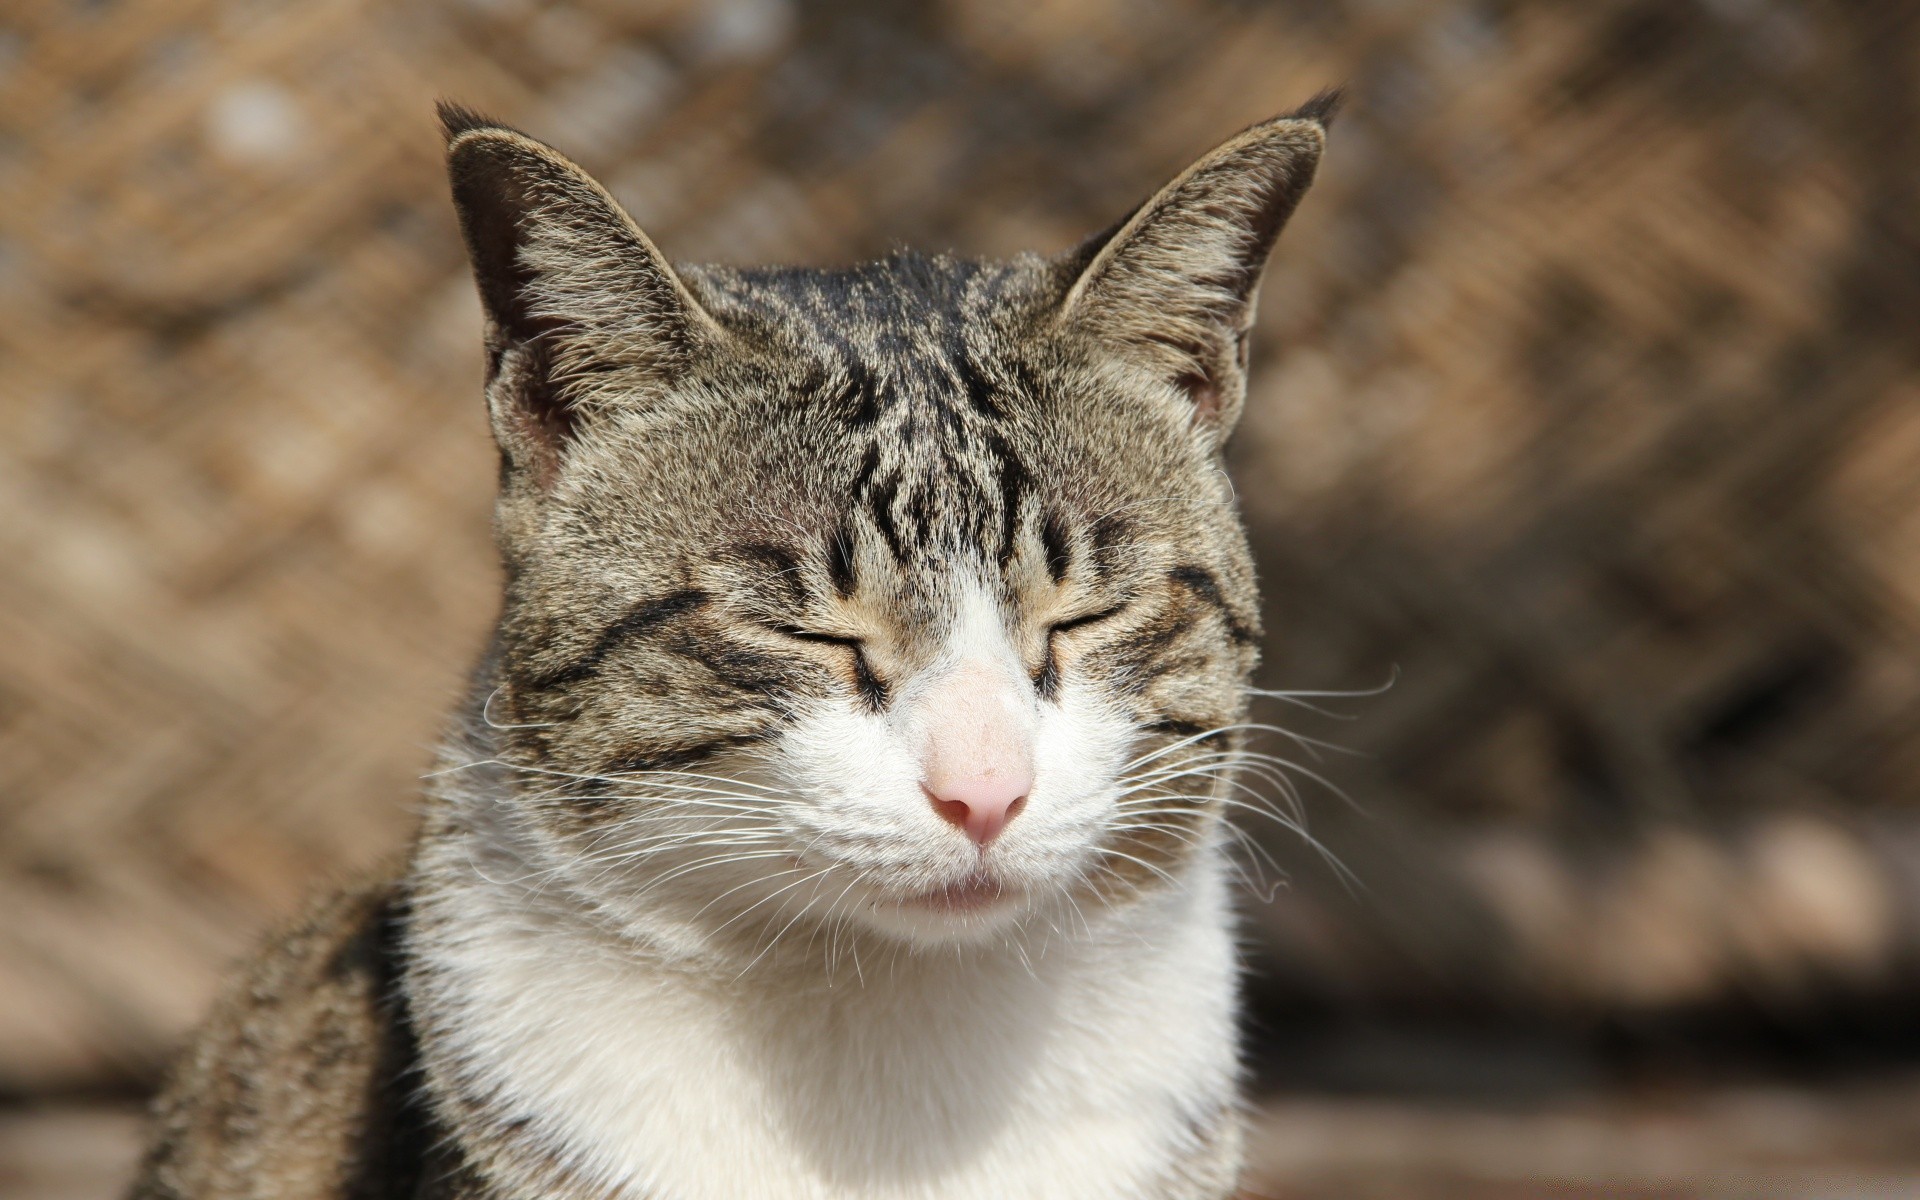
[439,102,718,488]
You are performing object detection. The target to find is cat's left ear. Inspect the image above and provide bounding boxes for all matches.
[1056,91,1337,436]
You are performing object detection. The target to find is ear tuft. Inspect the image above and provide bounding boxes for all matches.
[435,99,515,144]
[1288,87,1345,128]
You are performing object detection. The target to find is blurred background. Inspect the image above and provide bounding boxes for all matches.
[4,0,1920,1196]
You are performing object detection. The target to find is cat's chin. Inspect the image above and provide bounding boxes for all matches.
[851,874,1033,944]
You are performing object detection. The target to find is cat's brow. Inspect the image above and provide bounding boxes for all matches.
[528,589,710,691]
[729,542,811,605]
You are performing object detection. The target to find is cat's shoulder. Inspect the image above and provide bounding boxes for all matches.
[130,865,443,1199]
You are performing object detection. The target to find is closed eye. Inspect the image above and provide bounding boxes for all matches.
[1035,602,1129,697]
[1048,602,1128,637]
[769,625,888,710]
[770,624,863,650]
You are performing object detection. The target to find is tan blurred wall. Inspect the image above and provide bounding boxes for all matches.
[2,0,1919,1097]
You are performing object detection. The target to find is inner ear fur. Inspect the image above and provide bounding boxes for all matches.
[1057,90,1338,434]
[439,101,718,485]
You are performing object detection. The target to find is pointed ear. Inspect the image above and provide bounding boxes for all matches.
[1056,91,1337,435]
[438,102,718,487]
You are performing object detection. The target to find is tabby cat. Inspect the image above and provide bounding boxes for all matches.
[130,92,1334,1200]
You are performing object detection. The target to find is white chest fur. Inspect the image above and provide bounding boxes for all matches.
[411,852,1242,1200]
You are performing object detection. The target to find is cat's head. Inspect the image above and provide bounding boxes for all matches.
[441,97,1331,947]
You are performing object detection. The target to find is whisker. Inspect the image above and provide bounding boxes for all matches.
[715,867,837,954]
[707,868,835,937]
[496,760,786,797]
[479,686,559,731]
[627,850,796,899]
[1096,846,1179,888]
[1247,665,1397,705]
[689,862,815,922]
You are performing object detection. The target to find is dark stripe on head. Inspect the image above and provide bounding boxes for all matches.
[825,522,858,596]
[1133,650,1209,688]
[665,631,802,695]
[905,480,937,545]
[1041,511,1072,584]
[951,340,1003,420]
[849,441,907,562]
[733,542,808,606]
[1089,514,1132,582]
[531,590,709,690]
[1112,613,1188,694]
[986,431,1028,568]
[602,731,773,777]
[841,362,881,427]
[1168,565,1257,645]
[850,440,881,494]
[866,468,906,562]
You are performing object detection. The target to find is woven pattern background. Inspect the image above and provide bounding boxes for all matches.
[3,0,1920,1112]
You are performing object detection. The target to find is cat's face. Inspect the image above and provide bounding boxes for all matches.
[442,99,1329,946]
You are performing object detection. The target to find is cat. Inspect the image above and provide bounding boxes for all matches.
[129,91,1335,1200]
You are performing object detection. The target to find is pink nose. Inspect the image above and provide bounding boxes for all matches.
[925,773,1030,848]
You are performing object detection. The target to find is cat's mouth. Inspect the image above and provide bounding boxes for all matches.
[901,871,1013,913]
